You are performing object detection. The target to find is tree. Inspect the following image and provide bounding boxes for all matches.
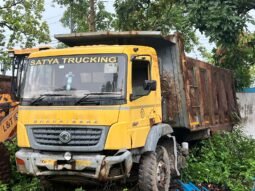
[183,0,255,89]
[183,0,254,46]
[214,33,255,89]
[0,0,50,49]
[114,0,198,52]
[53,0,113,32]
[0,0,50,71]
[96,1,114,31]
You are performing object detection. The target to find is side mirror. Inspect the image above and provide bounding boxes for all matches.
[144,80,156,91]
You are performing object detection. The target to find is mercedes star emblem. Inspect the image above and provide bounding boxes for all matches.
[59,131,72,144]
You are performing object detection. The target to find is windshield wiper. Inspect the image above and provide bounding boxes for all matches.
[75,92,121,105]
[30,93,72,105]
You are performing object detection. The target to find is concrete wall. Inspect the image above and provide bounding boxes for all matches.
[237,93,255,138]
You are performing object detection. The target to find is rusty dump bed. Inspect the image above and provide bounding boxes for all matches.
[181,57,238,132]
[55,31,238,133]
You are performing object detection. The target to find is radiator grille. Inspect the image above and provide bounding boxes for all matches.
[32,127,102,147]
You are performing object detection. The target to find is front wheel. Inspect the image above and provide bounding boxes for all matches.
[138,146,171,191]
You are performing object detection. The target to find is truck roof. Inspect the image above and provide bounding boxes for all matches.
[54,31,178,48]
[28,45,156,58]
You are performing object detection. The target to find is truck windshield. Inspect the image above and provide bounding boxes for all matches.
[21,54,126,101]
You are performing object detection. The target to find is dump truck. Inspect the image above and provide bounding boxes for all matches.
[15,31,238,191]
[0,47,50,183]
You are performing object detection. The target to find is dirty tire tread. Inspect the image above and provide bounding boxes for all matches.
[156,146,171,190]
[160,141,176,177]
[138,152,157,191]
[138,146,170,191]
[0,143,11,184]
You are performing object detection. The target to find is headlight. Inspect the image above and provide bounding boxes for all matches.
[64,152,72,161]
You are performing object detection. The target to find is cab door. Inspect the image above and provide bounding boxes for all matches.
[128,55,159,148]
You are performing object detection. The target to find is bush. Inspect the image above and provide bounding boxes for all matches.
[0,139,40,191]
[0,184,8,191]
[182,128,255,191]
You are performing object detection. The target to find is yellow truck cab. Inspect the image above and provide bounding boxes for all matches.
[15,31,238,191]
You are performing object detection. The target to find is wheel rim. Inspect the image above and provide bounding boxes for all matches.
[156,160,167,189]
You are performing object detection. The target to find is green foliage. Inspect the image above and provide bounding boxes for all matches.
[114,0,198,52]
[10,178,40,191]
[213,33,255,90]
[184,0,254,46]
[0,139,40,191]
[56,42,68,49]
[0,0,50,49]
[53,0,113,32]
[197,46,214,63]
[0,184,8,191]
[182,128,255,191]
[95,1,114,31]
[0,0,50,71]
[0,52,11,74]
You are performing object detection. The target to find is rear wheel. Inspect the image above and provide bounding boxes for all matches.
[0,143,11,184]
[138,146,170,191]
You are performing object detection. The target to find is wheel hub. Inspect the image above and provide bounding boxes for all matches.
[156,160,167,188]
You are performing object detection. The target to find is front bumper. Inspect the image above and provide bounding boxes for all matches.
[16,149,133,181]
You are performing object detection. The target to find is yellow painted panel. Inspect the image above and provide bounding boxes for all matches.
[17,121,30,148]
[18,106,120,148]
[76,160,92,166]
[29,45,150,58]
[41,159,56,166]
[18,106,120,126]
[104,121,132,150]
[128,126,150,148]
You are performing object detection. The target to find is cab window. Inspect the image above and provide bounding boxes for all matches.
[132,59,150,96]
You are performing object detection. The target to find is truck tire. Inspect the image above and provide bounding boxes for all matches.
[159,140,178,177]
[0,143,11,184]
[138,146,170,191]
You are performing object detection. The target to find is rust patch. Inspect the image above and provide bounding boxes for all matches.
[161,71,181,123]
